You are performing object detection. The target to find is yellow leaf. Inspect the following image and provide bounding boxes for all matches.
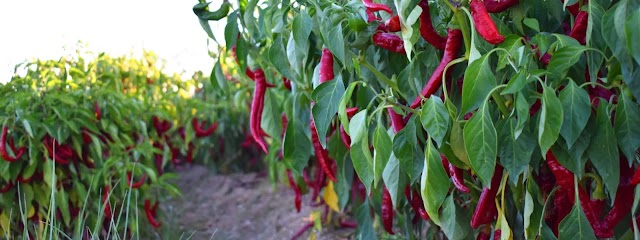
[28,205,35,218]
[322,181,340,213]
[0,212,10,234]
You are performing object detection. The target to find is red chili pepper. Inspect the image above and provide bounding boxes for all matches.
[311,162,326,201]
[192,118,219,138]
[186,143,194,164]
[551,190,573,235]
[1,126,25,162]
[42,135,72,164]
[282,77,292,90]
[319,48,334,83]
[384,15,401,32]
[286,170,302,212]
[410,29,463,108]
[418,0,446,50]
[0,181,13,193]
[250,69,274,153]
[94,101,102,120]
[470,0,506,44]
[144,199,162,228]
[381,186,395,235]
[245,67,255,80]
[127,171,146,189]
[362,0,392,14]
[372,32,405,54]
[476,225,492,240]
[103,186,112,219]
[81,129,92,144]
[310,116,337,182]
[545,151,603,234]
[597,156,635,237]
[387,108,406,133]
[338,219,358,228]
[470,165,503,228]
[569,11,588,45]
[152,116,172,136]
[338,107,359,149]
[404,185,430,220]
[366,9,381,22]
[154,154,163,176]
[561,0,586,16]
[493,230,501,239]
[441,154,470,193]
[483,0,519,13]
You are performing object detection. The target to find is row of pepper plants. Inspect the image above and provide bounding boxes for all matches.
[0,51,259,238]
[195,0,640,238]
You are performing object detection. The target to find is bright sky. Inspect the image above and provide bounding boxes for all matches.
[0,0,227,83]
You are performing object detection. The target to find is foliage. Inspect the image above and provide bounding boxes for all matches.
[196,0,640,238]
[0,51,252,238]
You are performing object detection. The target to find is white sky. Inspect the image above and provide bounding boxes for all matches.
[0,0,227,83]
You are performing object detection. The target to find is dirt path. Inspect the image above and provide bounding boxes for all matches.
[166,165,354,240]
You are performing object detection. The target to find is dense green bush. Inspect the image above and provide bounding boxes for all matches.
[195,0,640,239]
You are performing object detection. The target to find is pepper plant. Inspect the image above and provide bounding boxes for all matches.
[197,0,640,238]
[0,51,253,238]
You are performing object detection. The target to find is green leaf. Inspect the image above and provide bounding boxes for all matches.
[382,154,400,207]
[499,118,535,184]
[322,20,346,64]
[292,12,312,55]
[440,195,472,240]
[355,202,377,240]
[558,80,591,149]
[420,96,450,148]
[268,36,294,80]
[261,91,282,142]
[615,91,640,164]
[464,102,497,187]
[558,202,597,240]
[284,94,312,174]
[312,78,346,148]
[450,121,470,166]
[627,9,640,66]
[547,45,588,82]
[338,81,360,135]
[503,71,528,95]
[350,112,374,194]
[523,18,540,32]
[421,138,450,226]
[210,60,228,94]
[374,123,393,186]
[224,12,239,47]
[393,118,423,182]
[587,101,619,200]
[462,54,497,115]
[514,92,530,139]
[538,86,563,156]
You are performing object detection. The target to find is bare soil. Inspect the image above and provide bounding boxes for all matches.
[165,165,354,240]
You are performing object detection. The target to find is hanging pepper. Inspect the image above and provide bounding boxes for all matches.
[127,171,146,189]
[372,32,406,54]
[144,199,162,228]
[152,116,172,136]
[94,101,102,120]
[404,185,430,220]
[569,11,588,45]
[410,28,463,108]
[339,107,360,149]
[192,118,219,138]
[584,173,605,218]
[470,165,503,228]
[384,15,401,32]
[470,0,506,44]
[418,0,447,50]
[387,108,406,133]
[286,170,302,212]
[311,162,326,201]
[441,154,470,193]
[551,190,573,235]
[597,156,635,237]
[103,186,112,219]
[43,135,73,164]
[381,186,395,235]
[249,69,274,153]
[362,0,392,14]
[560,0,585,16]
[319,48,335,83]
[545,150,602,234]
[483,0,519,13]
[310,115,337,182]
[186,143,194,164]
[282,77,292,90]
[1,126,25,162]
[366,9,381,22]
